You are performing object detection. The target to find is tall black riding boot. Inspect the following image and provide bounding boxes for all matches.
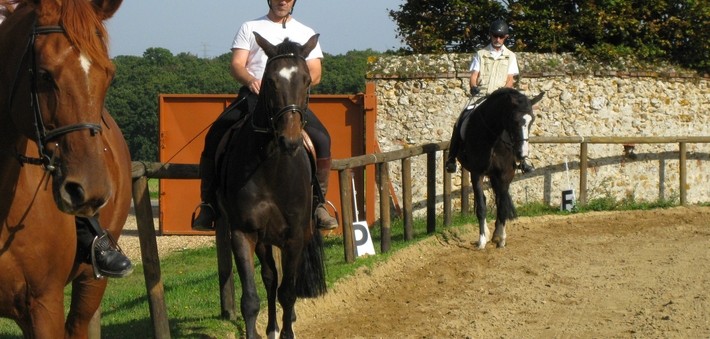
[315,158,338,230]
[446,123,462,173]
[76,217,133,279]
[192,155,219,231]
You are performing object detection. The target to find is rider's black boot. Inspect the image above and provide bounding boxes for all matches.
[92,231,134,278]
[315,157,338,230]
[192,155,219,231]
[76,217,133,279]
[446,122,462,173]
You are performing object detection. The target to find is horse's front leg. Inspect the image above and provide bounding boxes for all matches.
[231,230,261,339]
[257,244,279,338]
[276,242,302,339]
[471,174,490,249]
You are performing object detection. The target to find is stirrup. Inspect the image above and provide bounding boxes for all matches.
[315,201,339,230]
[90,233,126,279]
[191,202,216,231]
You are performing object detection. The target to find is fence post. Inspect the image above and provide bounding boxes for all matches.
[461,169,470,215]
[131,176,171,339]
[679,142,687,205]
[443,150,452,227]
[338,169,356,263]
[402,158,413,241]
[426,150,436,234]
[378,163,391,253]
[579,142,588,205]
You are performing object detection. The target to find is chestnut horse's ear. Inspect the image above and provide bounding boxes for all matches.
[301,34,319,58]
[91,0,123,20]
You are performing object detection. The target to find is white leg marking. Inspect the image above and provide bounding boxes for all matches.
[478,220,490,249]
[279,66,298,82]
[268,329,280,339]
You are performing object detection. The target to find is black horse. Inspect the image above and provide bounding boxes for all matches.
[216,33,327,339]
[454,87,544,249]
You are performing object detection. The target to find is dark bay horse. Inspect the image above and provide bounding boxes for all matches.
[455,88,544,249]
[0,0,131,337]
[217,33,327,339]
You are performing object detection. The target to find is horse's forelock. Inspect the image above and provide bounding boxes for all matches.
[60,0,112,70]
[275,38,302,55]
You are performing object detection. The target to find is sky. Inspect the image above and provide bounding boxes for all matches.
[106,0,406,58]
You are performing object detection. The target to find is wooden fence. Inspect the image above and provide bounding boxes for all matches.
[129,136,709,338]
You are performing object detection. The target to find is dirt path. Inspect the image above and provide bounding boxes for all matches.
[288,206,710,338]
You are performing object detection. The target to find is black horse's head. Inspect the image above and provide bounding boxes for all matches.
[254,32,319,154]
[489,88,543,161]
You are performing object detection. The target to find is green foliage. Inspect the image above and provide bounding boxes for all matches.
[391,0,709,72]
[389,0,507,53]
[315,49,383,94]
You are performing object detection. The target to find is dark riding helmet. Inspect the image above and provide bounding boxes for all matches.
[489,19,509,36]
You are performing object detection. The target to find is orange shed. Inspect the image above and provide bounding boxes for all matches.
[158,83,377,235]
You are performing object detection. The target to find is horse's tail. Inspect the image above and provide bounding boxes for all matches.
[498,193,518,221]
[295,229,327,298]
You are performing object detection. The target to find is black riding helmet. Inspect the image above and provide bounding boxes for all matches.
[489,19,509,36]
[267,0,297,14]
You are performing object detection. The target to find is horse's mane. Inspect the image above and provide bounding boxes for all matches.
[4,0,112,70]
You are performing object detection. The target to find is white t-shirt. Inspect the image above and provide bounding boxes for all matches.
[232,16,324,80]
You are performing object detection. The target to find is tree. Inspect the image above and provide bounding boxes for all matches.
[389,0,507,53]
[391,0,709,72]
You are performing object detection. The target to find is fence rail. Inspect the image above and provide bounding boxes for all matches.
[129,135,710,337]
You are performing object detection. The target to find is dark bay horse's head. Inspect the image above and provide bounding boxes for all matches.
[489,88,544,161]
[254,32,319,155]
[0,0,123,216]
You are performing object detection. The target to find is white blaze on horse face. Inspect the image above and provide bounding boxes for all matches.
[79,53,92,76]
[521,113,533,157]
[279,66,299,82]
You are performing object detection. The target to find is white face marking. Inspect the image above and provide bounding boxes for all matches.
[278,66,298,82]
[521,114,533,157]
[79,53,92,75]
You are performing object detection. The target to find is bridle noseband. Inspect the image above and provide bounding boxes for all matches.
[252,53,309,135]
[8,24,103,172]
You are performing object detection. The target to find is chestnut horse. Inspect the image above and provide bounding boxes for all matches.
[0,0,130,337]
[455,88,544,249]
[217,33,327,339]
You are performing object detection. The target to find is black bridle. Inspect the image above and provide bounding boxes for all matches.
[7,24,103,172]
[252,52,309,135]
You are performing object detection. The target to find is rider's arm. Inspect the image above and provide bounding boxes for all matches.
[230,48,261,94]
[307,58,322,86]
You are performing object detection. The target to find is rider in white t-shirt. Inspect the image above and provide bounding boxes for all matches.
[192,0,339,231]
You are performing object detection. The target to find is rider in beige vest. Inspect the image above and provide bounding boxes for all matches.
[445,19,534,174]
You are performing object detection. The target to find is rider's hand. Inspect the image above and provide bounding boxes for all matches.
[470,86,480,96]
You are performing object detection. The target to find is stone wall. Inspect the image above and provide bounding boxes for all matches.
[367,53,710,214]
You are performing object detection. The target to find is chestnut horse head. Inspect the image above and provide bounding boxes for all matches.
[1,0,123,216]
[0,1,131,337]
